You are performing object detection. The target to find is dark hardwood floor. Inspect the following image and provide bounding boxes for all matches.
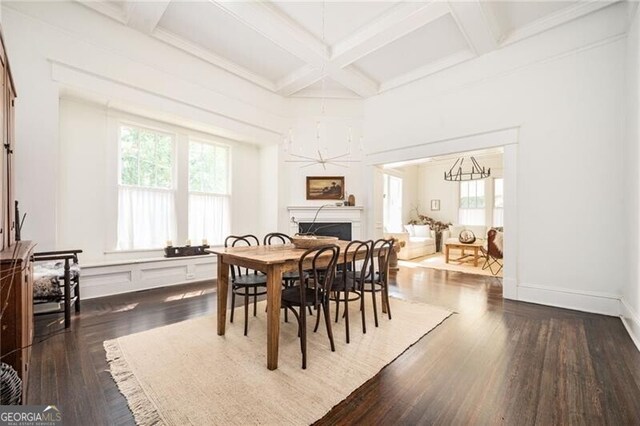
[27,267,640,425]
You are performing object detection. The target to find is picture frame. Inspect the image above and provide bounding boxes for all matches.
[430,199,440,211]
[306,176,345,200]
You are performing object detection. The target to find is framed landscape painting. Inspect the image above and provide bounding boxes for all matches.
[306,176,345,200]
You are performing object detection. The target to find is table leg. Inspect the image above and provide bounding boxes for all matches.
[445,245,450,263]
[266,264,283,370]
[217,255,229,336]
[474,247,479,267]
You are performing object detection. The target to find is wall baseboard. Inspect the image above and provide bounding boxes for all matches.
[620,298,640,352]
[517,283,620,316]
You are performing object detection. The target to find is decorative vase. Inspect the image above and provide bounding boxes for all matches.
[348,194,355,206]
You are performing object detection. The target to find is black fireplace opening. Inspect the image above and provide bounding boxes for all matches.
[299,222,352,241]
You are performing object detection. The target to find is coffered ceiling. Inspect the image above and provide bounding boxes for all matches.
[77,0,620,99]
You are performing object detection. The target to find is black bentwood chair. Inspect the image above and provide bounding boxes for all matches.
[362,239,394,328]
[331,240,372,343]
[225,235,267,336]
[281,244,340,369]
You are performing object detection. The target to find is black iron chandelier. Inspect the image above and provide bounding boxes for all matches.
[444,156,491,181]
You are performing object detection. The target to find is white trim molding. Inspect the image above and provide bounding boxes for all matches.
[518,283,621,316]
[620,298,640,352]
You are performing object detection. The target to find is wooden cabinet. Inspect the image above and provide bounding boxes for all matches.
[0,241,36,403]
[0,24,29,402]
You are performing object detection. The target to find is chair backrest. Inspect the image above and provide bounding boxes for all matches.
[263,232,292,245]
[342,240,372,285]
[298,244,340,307]
[224,234,260,279]
[371,239,394,283]
[486,229,504,259]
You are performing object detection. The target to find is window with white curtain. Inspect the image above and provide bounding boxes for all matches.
[459,180,486,225]
[188,140,230,245]
[493,178,504,227]
[383,174,403,232]
[117,125,177,250]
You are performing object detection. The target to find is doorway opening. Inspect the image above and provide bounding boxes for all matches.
[377,147,506,286]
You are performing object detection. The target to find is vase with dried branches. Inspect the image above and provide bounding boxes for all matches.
[408,207,451,252]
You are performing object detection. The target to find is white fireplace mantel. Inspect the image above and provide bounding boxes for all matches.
[287,206,364,240]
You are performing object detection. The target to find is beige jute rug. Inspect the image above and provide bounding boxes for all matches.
[104,297,451,425]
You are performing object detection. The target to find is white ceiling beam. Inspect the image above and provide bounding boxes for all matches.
[328,65,378,98]
[124,0,172,34]
[211,0,377,97]
[276,65,323,96]
[331,2,451,68]
[154,28,276,92]
[500,0,619,46]
[210,1,327,64]
[75,0,128,24]
[448,1,499,56]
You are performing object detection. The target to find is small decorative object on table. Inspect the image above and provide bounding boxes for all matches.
[458,230,476,244]
[291,235,338,249]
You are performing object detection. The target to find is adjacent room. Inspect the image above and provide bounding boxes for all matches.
[1,0,640,424]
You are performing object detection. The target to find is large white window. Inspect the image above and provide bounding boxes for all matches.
[493,178,504,227]
[117,125,177,250]
[383,174,403,233]
[459,180,486,225]
[188,140,230,245]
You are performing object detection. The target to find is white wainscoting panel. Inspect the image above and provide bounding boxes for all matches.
[82,255,217,299]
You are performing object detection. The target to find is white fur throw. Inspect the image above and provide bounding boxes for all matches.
[494,231,504,254]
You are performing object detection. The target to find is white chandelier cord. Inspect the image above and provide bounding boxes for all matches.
[283,0,361,170]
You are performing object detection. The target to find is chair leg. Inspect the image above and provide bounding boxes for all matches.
[344,288,350,344]
[313,304,322,332]
[300,304,307,369]
[384,283,392,320]
[334,293,340,323]
[244,290,249,336]
[360,289,367,335]
[64,263,71,329]
[323,300,336,352]
[75,276,81,313]
[253,286,258,317]
[230,289,236,323]
[371,282,379,328]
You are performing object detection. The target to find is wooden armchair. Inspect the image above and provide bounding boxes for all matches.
[481,230,503,276]
[32,249,82,328]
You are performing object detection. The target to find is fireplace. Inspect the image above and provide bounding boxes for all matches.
[287,206,364,241]
[299,222,352,241]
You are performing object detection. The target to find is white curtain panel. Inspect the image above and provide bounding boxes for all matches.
[118,187,177,250]
[493,208,504,227]
[458,208,485,226]
[188,193,230,245]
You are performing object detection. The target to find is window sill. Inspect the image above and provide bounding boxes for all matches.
[104,248,165,255]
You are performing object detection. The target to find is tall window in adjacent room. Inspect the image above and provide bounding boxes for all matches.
[459,180,485,225]
[117,124,177,250]
[493,178,504,227]
[188,140,230,245]
[383,173,403,232]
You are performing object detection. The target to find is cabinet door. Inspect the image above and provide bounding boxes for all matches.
[6,73,14,247]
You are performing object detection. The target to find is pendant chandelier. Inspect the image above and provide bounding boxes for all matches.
[283,1,361,170]
[444,156,491,181]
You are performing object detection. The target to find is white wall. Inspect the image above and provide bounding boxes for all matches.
[622,4,640,349]
[364,4,628,312]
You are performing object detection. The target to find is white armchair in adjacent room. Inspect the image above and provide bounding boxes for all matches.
[384,224,436,260]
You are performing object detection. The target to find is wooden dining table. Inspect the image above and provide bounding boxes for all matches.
[207,240,379,370]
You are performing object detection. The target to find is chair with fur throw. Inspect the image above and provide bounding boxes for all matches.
[481,229,503,275]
